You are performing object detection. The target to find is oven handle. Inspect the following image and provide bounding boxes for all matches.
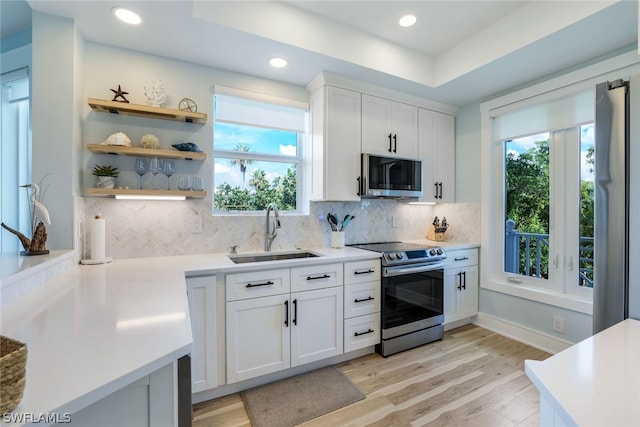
[383,262,445,277]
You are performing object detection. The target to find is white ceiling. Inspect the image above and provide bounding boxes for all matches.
[5,1,639,106]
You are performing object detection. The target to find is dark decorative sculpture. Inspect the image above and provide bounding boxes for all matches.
[1,183,50,255]
[1,222,48,255]
[110,85,130,103]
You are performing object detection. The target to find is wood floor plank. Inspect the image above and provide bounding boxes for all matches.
[192,325,550,426]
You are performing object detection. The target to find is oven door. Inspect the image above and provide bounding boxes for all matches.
[381,262,444,338]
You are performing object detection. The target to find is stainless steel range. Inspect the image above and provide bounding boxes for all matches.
[350,242,446,357]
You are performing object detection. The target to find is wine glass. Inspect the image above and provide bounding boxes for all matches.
[134,158,147,189]
[161,160,175,190]
[148,157,161,189]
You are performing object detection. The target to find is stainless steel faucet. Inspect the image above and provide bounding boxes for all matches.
[264,202,281,252]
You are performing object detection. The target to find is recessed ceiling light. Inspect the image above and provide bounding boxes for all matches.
[399,14,417,28]
[269,57,288,68]
[112,7,141,25]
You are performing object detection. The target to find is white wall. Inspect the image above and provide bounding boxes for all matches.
[31,11,79,250]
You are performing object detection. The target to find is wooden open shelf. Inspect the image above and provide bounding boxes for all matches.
[88,98,208,124]
[85,188,206,199]
[87,144,206,161]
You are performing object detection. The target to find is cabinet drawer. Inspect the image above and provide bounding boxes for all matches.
[444,248,478,269]
[226,269,290,301]
[344,313,380,352]
[344,281,381,318]
[344,259,381,284]
[291,263,343,292]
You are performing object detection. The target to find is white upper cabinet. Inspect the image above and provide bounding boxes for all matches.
[418,108,455,203]
[309,86,362,201]
[361,94,418,158]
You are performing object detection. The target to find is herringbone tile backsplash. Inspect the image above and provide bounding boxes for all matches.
[81,198,480,259]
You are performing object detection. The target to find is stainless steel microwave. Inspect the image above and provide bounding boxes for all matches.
[360,153,422,199]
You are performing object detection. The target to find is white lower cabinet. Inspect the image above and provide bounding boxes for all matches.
[227,293,290,383]
[291,287,343,367]
[443,248,479,325]
[344,313,380,352]
[226,264,345,384]
[343,260,381,352]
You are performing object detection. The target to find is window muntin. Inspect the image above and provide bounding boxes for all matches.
[213,94,305,213]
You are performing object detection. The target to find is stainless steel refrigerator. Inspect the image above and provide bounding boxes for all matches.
[593,79,631,334]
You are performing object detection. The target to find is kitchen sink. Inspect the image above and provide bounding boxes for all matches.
[228,251,321,264]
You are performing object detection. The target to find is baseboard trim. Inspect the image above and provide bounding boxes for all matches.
[444,317,475,331]
[473,313,573,354]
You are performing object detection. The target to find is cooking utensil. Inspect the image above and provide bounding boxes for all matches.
[341,215,354,230]
[327,213,339,231]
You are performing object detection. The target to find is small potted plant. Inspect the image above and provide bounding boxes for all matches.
[92,164,120,189]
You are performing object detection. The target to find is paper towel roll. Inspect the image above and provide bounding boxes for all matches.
[90,214,106,260]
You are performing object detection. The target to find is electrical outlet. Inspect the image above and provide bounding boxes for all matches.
[191,216,203,233]
[552,315,565,334]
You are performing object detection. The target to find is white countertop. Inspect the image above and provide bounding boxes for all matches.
[525,319,640,427]
[0,246,381,424]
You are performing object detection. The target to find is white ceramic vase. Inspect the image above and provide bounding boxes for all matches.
[96,176,116,189]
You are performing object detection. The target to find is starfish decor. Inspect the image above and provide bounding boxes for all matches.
[110,85,130,103]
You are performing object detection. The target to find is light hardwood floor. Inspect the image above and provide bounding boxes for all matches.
[192,325,550,426]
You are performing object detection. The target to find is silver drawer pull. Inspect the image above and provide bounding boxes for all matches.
[354,269,375,275]
[354,296,374,303]
[354,329,374,337]
[246,281,274,288]
[454,256,469,261]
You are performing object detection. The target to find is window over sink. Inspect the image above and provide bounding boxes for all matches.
[212,89,308,214]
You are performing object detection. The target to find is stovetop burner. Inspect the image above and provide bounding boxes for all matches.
[349,241,447,266]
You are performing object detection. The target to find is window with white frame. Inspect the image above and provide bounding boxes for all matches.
[213,90,307,213]
[485,88,594,302]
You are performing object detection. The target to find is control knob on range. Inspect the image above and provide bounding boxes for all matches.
[387,253,396,260]
[437,248,443,255]
[429,249,437,256]
[395,252,404,260]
